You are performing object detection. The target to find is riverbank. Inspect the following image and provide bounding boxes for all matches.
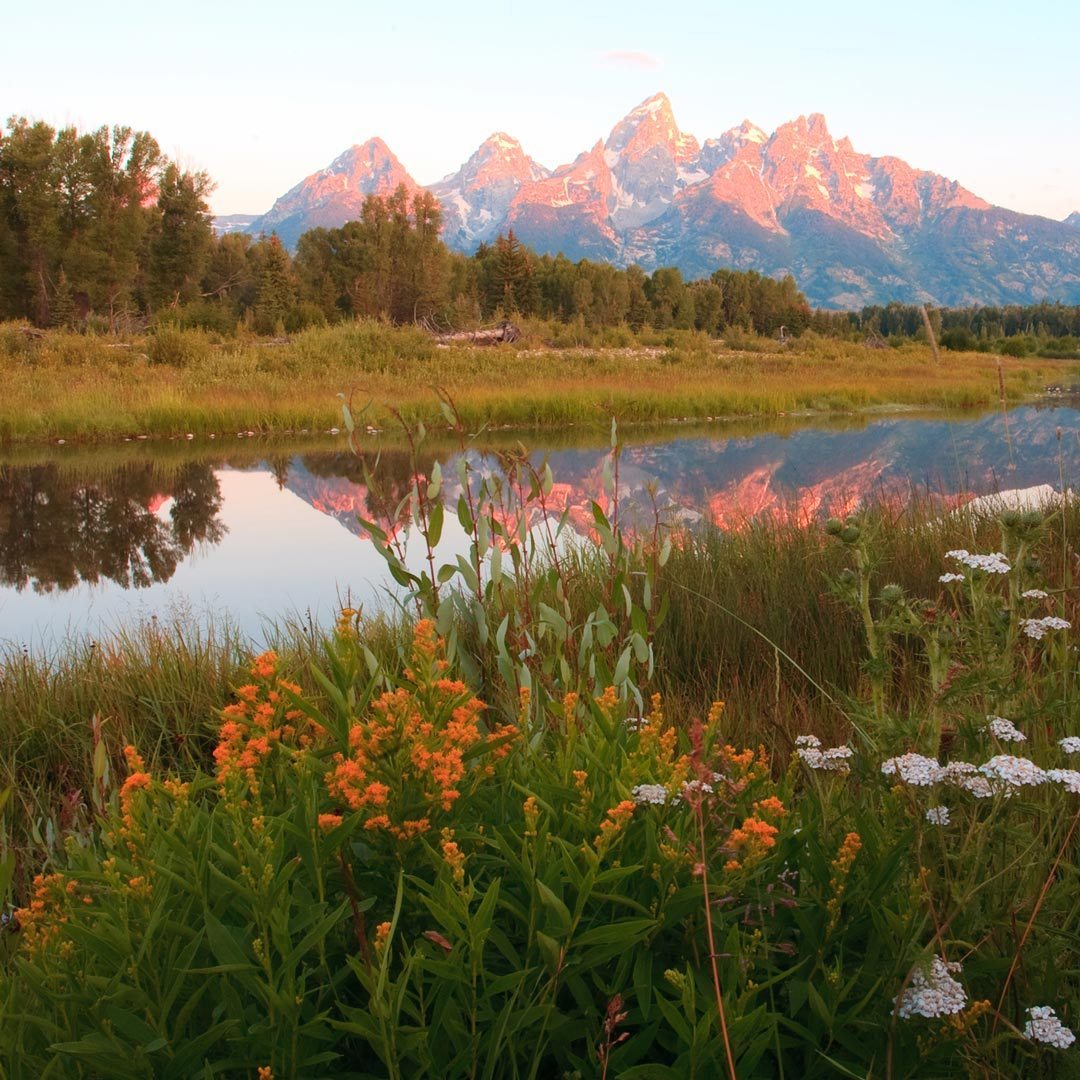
[2,320,1074,443]
[2,488,1078,1076]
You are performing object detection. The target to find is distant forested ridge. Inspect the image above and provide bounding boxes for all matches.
[2,119,1078,357]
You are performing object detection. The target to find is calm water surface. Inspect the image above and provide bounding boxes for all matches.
[2,404,1077,648]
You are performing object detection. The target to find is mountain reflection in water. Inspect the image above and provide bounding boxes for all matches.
[0,404,1077,644]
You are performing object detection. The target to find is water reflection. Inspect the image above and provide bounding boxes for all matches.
[1,404,1077,644]
[0,462,225,593]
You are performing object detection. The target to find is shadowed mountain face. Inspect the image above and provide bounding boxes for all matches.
[235,95,1080,308]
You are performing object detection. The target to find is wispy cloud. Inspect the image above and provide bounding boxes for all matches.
[601,50,661,71]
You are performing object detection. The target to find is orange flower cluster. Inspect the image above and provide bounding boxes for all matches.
[826,831,862,930]
[13,872,68,958]
[595,799,636,853]
[630,693,692,793]
[213,651,312,791]
[441,835,466,886]
[119,745,152,835]
[325,621,516,841]
[723,813,781,872]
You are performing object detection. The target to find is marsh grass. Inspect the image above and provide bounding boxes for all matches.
[1,320,1072,442]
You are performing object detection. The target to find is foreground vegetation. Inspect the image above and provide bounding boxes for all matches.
[2,416,1078,1076]
[2,319,1074,444]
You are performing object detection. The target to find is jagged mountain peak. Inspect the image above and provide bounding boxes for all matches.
[244,96,1080,309]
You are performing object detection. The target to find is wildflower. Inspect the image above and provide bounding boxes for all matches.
[895,956,967,1019]
[632,783,670,806]
[680,778,714,798]
[986,715,1026,742]
[925,805,950,825]
[1024,1006,1076,1048]
[258,1068,275,1080]
[1021,616,1072,640]
[938,573,966,584]
[798,740,854,773]
[1021,589,1049,600]
[374,921,392,956]
[881,753,942,786]
[724,814,779,868]
[251,650,277,679]
[1047,769,1080,794]
[318,813,343,832]
[980,755,1048,787]
[1060,737,1080,754]
[945,549,1010,574]
[595,800,636,851]
[523,795,540,836]
[753,796,788,821]
[826,832,861,931]
[441,837,466,886]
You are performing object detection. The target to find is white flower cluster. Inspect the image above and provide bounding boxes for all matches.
[796,735,854,773]
[1024,1006,1076,1049]
[895,957,967,1019]
[1020,616,1072,640]
[945,549,1011,574]
[631,783,670,806]
[925,805,950,825]
[939,573,966,584]
[1047,769,1080,794]
[980,755,1048,787]
[1060,737,1080,754]
[986,715,1026,742]
[881,753,942,786]
[1022,589,1049,600]
[681,778,715,797]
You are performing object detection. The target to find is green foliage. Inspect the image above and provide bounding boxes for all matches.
[3,430,1080,1075]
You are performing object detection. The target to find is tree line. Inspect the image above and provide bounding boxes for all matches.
[3,116,1079,351]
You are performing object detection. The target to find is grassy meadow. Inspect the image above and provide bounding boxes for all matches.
[1,319,1074,443]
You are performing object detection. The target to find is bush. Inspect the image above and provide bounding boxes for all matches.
[147,326,213,367]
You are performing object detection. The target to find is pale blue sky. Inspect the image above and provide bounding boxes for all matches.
[5,0,1077,220]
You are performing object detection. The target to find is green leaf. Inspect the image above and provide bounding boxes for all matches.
[427,499,444,548]
[536,931,562,974]
[535,880,570,933]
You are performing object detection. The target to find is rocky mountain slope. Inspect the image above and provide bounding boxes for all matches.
[237,95,1080,308]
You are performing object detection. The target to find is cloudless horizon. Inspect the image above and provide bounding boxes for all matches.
[6,1,1078,221]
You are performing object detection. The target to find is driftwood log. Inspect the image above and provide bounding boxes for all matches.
[420,317,521,347]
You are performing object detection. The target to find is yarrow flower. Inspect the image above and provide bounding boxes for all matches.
[986,715,1026,742]
[1024,1005,1076,1049]
[894,956,967,1019]
[1046,769,1080,794]
[939,573,966,584]
[631,783,670,806]
[925,805,950,825]
[881,753,942,786]
[945,549,1010,574]
[796,736,854,773]
[1020,616,1072,640]
[1021,589,1049,600]
[979,755,1047,787]
[1060,737,1080,754]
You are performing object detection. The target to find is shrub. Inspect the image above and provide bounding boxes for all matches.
[147,326,213,367]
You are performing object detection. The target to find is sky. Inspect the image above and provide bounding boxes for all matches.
[4,0,1078,220]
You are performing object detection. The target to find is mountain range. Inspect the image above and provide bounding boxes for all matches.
[234,94,1080,310]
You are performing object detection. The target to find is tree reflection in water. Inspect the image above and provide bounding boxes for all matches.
[0,462,225,593]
